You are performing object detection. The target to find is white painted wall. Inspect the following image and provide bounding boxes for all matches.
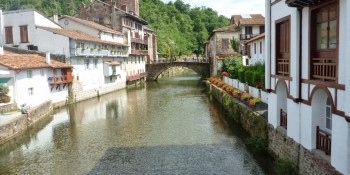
[331,114,349,174]
[0,65,15,105]
[35,28,70,57]
[268,93,278,128]
[247,37,265,65]
[33,11,61,28]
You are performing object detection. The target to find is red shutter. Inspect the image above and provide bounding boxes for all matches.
[260,41,262,54]
[247,45,251,58]
[5,27,13,44]
[20,26,28,43]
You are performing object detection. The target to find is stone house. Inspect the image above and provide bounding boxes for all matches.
[204,25,240,76]
[265,0,350,174]
[73,0,158,81]
[0,46,72,108]
[244,33,265,66]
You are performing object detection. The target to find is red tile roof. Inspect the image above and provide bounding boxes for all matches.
[60,15,123,35]
[37,26,128,47]
[231,14,265,25]
[0,52,72,70]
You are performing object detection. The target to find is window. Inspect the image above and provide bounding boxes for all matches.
[260,41,262,54]
[27,70,32,78]
[222,39,229,49]
[245,26,252,34]
[20,26,29,43]
[28,88,34,96]
[93,59,98,69]
[276,16,290,76]
[5,27,13,44]
[310,2,338,81]
[259,26,265,34]
[84,59,90,70]
[40,69,44,76]
[254,43,256,54]
[325,97,332,130]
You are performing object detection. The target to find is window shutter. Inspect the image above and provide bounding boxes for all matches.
[247,45,251,58]
[5,27,13,44]
[254,43,256,54]
[260,41,262,54]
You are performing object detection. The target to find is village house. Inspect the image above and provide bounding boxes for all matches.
[265,0,350,174]
[73,0,157,82]
[230,14,265,45]
[244,33,265,66]
[0,46,72,108]
[0,8,130,103]
[204,25,241,76]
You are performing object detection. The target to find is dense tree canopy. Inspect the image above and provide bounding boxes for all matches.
[0,0,229,57]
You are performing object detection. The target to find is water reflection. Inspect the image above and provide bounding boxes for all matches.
[0,70,272,175]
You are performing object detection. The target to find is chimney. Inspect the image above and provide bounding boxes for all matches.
[81,3,86,9]
[0,46,3,55]
[53,14,58,23]
[46,52,50,65]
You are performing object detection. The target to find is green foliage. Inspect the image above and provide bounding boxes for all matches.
[0,85,11,103]
[230,36,240,53]
[274,158,298,175]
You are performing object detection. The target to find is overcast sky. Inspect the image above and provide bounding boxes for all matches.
[160,0,265,18]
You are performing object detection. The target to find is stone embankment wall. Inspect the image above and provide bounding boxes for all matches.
[68,77,126,104]
[0,100,53,144]
[208,82,342,175]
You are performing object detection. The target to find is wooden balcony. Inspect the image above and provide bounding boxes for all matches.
[311,58,337,81]
[126,72,148,81]
[48,75,72,90]
[71,48,128,57]
[280,109,287,129]
[131,38,148,45]
[316,126,332,155]
[277,59,290,76]
[131,49,148,55]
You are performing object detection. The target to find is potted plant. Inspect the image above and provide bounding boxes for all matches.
[249,97,262,108]
[232,89,242,99]
[90,48,94,51]
[82,47,86,51]
[240,92,252,102]
[98,48,102,52]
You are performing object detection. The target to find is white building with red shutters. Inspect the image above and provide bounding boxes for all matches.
[265,0,350,174]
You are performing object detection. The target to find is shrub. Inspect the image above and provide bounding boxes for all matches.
[274,158,298,175]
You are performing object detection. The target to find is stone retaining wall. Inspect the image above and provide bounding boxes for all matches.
[0,103,18,112]
[208,81,342,175]
[0,100,53,144]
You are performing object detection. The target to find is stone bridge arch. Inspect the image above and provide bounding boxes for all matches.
[145,62,210,81]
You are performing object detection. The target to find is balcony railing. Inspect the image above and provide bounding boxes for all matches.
[277,59,290,76]
[131,38,148,45]
[131,49,148,55]
[126,72,148,81]
[316,126,331,155]
[240,34,258,40]
[71,48,128,57]
[48,75,72,85]
[280,109,287,129]
[311,58,337,81]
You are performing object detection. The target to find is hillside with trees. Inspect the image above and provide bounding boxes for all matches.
[0,0,229,57]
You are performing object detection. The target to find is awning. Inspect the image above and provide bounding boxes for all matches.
[104,61,120,65]
[0,78,11,86]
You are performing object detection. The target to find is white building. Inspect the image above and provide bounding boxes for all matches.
[244,33,265,66]
[0,46,72,108]
[230,14,265,44]
[266,0,350,174]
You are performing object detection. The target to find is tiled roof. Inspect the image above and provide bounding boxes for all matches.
[231,14,265,25]
[36,26,128,47]
[244,33,265,44]
[60,15,123,35]
[213,25,239,32]
[0,51,72,70]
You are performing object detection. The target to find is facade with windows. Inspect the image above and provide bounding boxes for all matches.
[0,46,72,108]
[244,33,265,66]
[230,14,265,44]
[73,0,156,82]
[204,25,240,76]
[266,0,350,174]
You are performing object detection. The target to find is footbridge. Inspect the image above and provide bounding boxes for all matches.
[146,61,210,81]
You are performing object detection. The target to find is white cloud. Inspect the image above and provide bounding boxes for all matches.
[160,0,265,18]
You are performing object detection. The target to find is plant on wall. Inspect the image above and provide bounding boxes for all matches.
[0,85,11,103]
[230,36,240,53]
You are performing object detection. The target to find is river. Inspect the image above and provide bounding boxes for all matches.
[0,70,275,175]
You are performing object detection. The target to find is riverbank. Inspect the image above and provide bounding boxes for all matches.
[0,101,53,144]
[207,80,342,175]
